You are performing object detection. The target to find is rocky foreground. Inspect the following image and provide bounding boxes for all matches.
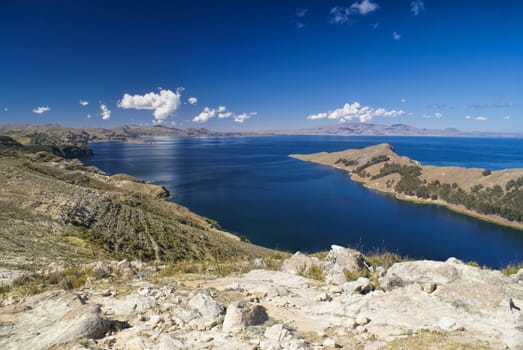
[1,245,523,350]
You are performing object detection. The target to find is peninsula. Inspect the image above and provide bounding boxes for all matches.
[291,143,523,230]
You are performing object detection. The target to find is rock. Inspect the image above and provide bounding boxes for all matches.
[323,337,336,347]
[356,325,367,333]
[243,304,269,326]
[0,291,109,350]
[316,292,332,302]
[511,268,523,283]
[88,261,111,278]
[281,252,322,276]
[187,290,225,322]
[343,277,374,295]
[223,300,268,333]
[423,282,437,294]
[264,323,289,342]
[355,315,370,326]
[223,301,246,333]
[147,314,161,328]
[323,246,366,285]
[327,245,365,274]
[381,260,460,290]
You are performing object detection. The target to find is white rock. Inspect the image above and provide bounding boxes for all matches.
[187,290,224,322]
[356,315,370,326]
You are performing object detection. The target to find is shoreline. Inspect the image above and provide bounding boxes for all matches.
[290,145,523,232]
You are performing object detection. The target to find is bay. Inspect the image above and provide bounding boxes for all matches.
[85,136,523,268]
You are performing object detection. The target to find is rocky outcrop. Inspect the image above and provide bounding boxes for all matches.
[1,250,523,349]
[0,291,109,350]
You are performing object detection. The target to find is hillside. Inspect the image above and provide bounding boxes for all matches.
[0,135,275,271]
[291,143,523,230]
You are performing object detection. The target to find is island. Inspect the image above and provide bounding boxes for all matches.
[291,143,523,230]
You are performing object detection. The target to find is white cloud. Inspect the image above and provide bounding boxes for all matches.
[234,113,252,123]
[393,32,401,40]
[118,89,182,123]
[465,115,488,121]
[100,104,111,120]
[193,107,216,123]
[422,112,443,119]
[188,97,198,105]
[504,115,511,120]
[86,114,92,119]
[350,0,379,15]
[193,106,256,123]
[411,0,425,16]
[4,107,7,112]
[329,6,351,24]
[296,8,308,17]
[330,0,378,24]
[307,102,405,123]
[79,100,89,106]
[401,98,407,104]
[371,23,379,30]
[33,106,50,114]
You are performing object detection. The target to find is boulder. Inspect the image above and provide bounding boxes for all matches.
[187,290,225,322]
[281,252,322,275]
[0,291,109,350]
[343,277,374,295]
[223,300,268,333]
[323,245,365,285]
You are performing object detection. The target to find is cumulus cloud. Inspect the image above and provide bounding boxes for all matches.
[465,115,488,121]
[118,89,182,124]
[33,106,50,114]
[350,0,379,15]
[411,0,425,16]
[87,114,92,119]
[401,98,407,104]
[330,0,378,24]
[234,113,253,123]
[193,107,217,123]
[193,106,256,124]
[4,107,7,112]
[188,97,198,105]
[79,100,89,106]
[307,102,405,123]
[393,32,401,40]
[100,104,111,120]
[504,115,511,120]
[329,6,350,24]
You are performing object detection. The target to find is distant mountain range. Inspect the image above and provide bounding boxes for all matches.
[0,122,521,144]
[266,123,523,137]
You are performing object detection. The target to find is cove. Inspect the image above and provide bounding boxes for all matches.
[84,136,523,268]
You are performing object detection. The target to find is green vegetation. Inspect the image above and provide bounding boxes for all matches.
[353,155,390,176]
[335,158,358,167]
[371,159,523,223]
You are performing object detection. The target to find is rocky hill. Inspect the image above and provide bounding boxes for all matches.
[291,143,523,230]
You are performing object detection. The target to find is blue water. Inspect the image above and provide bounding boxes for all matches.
[84,136,523,268]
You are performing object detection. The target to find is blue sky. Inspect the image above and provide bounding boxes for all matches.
[0,0,521,132]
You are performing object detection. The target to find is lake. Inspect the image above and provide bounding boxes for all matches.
[85,136,523,268]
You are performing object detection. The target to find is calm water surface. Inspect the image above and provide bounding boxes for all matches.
[85,136,523,268]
